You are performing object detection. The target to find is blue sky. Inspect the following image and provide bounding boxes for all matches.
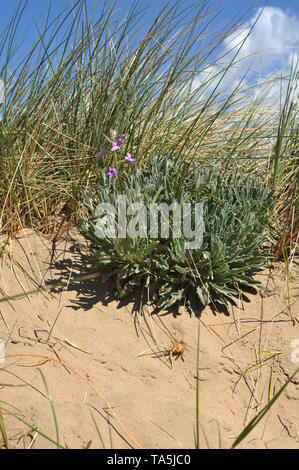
[0,0,298,25]
[1,1,298,53]
[0,0,298,104]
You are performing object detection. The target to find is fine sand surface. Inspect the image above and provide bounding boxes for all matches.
[0,228,298,449]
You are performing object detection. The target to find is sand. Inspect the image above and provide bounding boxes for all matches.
[0,228,298,449]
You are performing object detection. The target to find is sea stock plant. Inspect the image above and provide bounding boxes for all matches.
[79,131,274,315]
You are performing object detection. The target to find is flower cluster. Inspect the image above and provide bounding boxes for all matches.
[97,131,136,179]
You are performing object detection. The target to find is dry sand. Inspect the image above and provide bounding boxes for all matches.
[0,228,298,449]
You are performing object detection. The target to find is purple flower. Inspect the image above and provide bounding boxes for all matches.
[125,153,136,165]
[105,167,117,179]
[97,150,105,158]
[101,131,127,153]
[111,140,122,151]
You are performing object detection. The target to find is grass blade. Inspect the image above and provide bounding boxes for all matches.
[38,368,60,449]
[231,368,299,448]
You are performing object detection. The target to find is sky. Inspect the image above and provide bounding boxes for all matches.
[192,0,299,105]
[0,0,298,105]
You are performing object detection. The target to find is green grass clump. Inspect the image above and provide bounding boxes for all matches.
[80,154,274,314]
[0,0,293,249]
[0,0,244,235]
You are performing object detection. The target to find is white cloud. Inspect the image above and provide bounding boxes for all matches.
[224,6,299,73]
[190,6,299,106]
